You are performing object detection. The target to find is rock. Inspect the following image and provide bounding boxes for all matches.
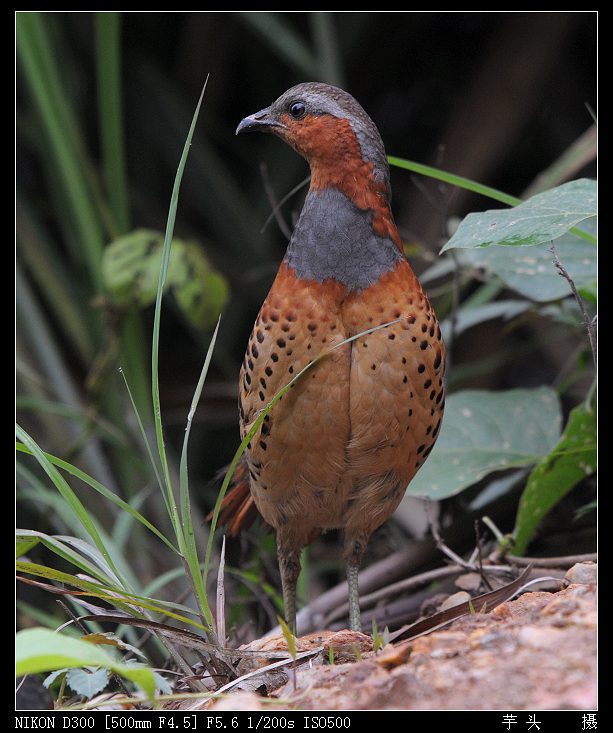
[565,561,597,585]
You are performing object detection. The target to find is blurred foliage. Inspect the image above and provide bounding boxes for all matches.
[17,10,596,664]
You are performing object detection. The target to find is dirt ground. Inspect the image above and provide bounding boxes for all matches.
[202,562,596,711]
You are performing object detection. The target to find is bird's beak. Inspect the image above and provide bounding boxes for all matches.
[236,107,286,135]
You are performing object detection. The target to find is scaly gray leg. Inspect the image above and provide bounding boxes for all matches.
[344,535,367,632]
[346,561,362,632]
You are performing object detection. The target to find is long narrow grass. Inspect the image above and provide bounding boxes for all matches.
[16,441,177,554]
[16,13,104,287]
[178,319,221,629]
[388,155,596,245]
[16,425,127,589]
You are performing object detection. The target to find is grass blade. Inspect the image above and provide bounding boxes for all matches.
[387,155,596,245]
[16,425,128,589]
[151,80,208,538]
[16,442,178,555]
[95,11,129,235]
[238,12,318,76]
[16,12,104,287]
[179,318,221,628]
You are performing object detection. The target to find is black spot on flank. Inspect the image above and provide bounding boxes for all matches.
[289,334,296,340]
[415,461,421,468]
[429,389,436,400]
[421,323,428,333]
[249,470,257,481]
[394,310,401,318]
[256,330,264,343]
[271,352,279,362]
[270,313,279,322]
[289,366,294,373]
[259,441,267,451]
[265,366,273,377]
[432,418,442,437]
[260,378,267,388]
[245,373,252,385]
[429,325,435,337]
[433,352,442,370]
[403,375,408,383]
[251,344,259,358]
[420,340,428,350]
[411,336,417,343]
[402,357,407,364]
[308,323,317,332]
[307,344,311,350]
[261,423,269,436]
[418,364,425,374]
[417,444,425,454]
[437,325,442,340]
[261,314,268,324]
[408,409,413,417]
[282,323,290,332]
[430,408,435,416]
[287,313,296,322]
[259,390,265,401]
[424,379,432,389]
[286,349,293,356]
[371,364,377,370]
[362,342,368,347]
[247,359,254,371]
[247,441,251,449]
[410,391,414,398]
[277,338,286,348]
[264,414,270,422]
[423,445,434,458]
[407,315,416,324]
[435,389,445,404]
[426,425,432,435]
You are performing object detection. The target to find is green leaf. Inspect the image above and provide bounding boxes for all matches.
[66,666,110,699]
[16,628,156,699]
[440,300,531,342]
[17,537,40,557]
[406,388,561,500]
[171,241,229,328]
[442,179,596,252]
[102,229,169,308]
[458,221,596,303]
[512,400,596,555]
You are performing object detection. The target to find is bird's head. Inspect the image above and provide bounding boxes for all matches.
[236,82,391,205]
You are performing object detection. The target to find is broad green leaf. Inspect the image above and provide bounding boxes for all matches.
[66,666,110,698]
[442,179,596,251]
[102,229,169,307]
[16,628,155,699]
[440,300,530,342]
[171,242,229,328]
[406,388,561,500]
[102,229,229,328]
[512,400,596,555]
[458,221,596,303]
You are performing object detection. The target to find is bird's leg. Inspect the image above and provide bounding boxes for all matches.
[344,535,367,632]
[277,541,301,635]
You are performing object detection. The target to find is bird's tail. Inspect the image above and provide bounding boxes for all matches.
[207,456,260,536]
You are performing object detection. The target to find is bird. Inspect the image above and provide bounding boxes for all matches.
[223,83,446,634]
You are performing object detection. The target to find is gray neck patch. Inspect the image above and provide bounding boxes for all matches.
[284,188,403,292]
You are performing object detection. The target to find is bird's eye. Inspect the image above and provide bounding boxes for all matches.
[288,101,306,119]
